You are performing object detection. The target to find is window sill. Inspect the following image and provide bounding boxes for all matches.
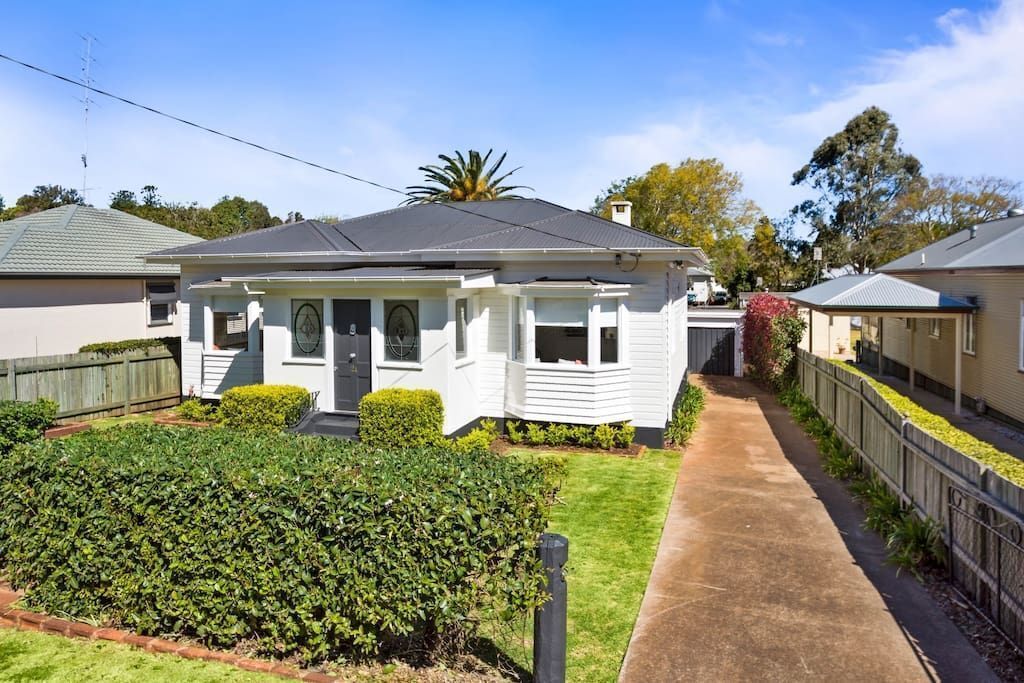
[147,321,173,328]
[377,361,423,371]
[454,357,475,369]
[284,357,326,366]
[526,362,631,373]
[963,350,976,357]
[203,348,252,356]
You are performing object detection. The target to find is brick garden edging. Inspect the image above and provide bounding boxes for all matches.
[0,585,340,682]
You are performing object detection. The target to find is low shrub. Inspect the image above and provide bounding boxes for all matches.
[358,388,444,448]
[544,423,572,447]
[666,382,705,446]
[525,422,547,446]
[175,398,216,422]
[742,294,805,389]
[79,337,179,355]
[593,424,616,450]
[0,425,557,662]
[614,423,636,449]
[218,384,309,433]
[452,426,495,455]
[570,425,594,448]
[506,420,524,445]
[0,399,58,454]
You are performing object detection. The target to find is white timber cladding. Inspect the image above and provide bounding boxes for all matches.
[877,270,1024,425]
[179,258,683,432]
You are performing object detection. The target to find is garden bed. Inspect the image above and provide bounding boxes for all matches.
[492,438,646,458]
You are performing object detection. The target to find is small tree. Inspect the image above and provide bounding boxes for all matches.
[742,294,806,390]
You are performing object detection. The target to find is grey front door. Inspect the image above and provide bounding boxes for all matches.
[334,300,371,411]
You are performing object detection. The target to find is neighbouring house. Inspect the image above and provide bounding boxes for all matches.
[146,198,707,445]
[738,291,853,359]
[0,205,202,358]
[791,209,1024,428]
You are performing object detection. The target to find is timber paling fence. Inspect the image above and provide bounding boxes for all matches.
[796,349,1024,651]
[0,348,181,423]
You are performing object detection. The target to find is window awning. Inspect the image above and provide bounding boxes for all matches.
[788,274,976,315]
[219,266,497,288]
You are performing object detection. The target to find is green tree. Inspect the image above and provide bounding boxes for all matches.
[404,149,530,204]
[877,174,1023,262]
[209,196,279,235]
[108,187,280,239]
[747,217,793,290]
[593,158,761,283]
[792,106,922,273]
[2,185,86,219]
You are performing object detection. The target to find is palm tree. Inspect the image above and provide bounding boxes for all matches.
[403,149,531,204]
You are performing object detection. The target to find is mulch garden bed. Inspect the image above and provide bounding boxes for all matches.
[918,568,1024,681]
[44,423,91,439]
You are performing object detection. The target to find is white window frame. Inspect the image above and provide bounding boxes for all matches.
[1019,300,1024,372]
[963,312,976,356]
[288,298,326,362]
[454,297,469,361]
[510,293,626,368]
[929,318,941,339]
[145,280,176,327]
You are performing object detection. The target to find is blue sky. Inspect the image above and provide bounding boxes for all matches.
[1,1,1021,226]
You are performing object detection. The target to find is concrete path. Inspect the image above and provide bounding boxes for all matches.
[620,375,996,683]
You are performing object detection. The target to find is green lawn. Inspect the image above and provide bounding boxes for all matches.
[0,628,274,682]
[494,448,681,682]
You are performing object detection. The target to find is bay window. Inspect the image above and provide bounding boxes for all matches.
[511,294,623,367]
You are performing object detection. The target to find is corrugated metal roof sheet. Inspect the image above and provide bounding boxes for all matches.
[0,205,202,276]
[879,213,1024,272]
[149,199,698,259]
[789,274,976,312]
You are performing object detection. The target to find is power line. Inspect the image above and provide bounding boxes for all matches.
[0,51,624,253]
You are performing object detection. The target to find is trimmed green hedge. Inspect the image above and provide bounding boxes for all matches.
[0,399,58,454]
[831,361,1024,486]
[359,388,444,448]
[0,425,558,662]
[218,384,309,433]
[78,337,179,355]
[507,420,635,450]
[666,382,706,446]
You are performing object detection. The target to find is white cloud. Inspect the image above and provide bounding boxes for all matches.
[566,0,1024,222]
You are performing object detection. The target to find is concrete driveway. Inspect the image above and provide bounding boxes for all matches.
[619,375,995,682]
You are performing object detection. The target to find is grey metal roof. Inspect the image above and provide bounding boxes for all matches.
[0,205,201,277]
[789,274,976,313]
[879,213,1024,272]
[148,199,700,260]
[222,266,496,283]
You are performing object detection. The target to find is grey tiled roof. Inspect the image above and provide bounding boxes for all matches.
[149,199,698,259]
[789,274,976,312]
[0,205,202,276]
[879,213,1024,272]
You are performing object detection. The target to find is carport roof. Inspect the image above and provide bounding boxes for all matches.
[788,273,976,314]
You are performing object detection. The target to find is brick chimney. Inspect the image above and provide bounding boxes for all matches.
[610,200,632,227]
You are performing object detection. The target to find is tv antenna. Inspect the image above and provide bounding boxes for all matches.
[78,33,100,201]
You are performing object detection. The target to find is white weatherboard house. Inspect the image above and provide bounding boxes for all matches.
[147,199,707,445]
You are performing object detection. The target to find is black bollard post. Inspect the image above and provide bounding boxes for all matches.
[534,533,568,683]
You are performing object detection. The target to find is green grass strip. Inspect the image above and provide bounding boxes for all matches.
[830,360,1024,486]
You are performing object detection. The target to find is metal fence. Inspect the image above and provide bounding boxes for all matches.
[0,348,181,422]
[796,349,1024,651]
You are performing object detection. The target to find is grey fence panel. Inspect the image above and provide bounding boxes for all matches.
[794,348,1024,652]
[0,348,181,422]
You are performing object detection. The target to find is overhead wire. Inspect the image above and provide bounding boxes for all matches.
[0,52,634,253]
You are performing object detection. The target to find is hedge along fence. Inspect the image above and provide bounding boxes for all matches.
[795,349,1024,650]
[0,425,560,663]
